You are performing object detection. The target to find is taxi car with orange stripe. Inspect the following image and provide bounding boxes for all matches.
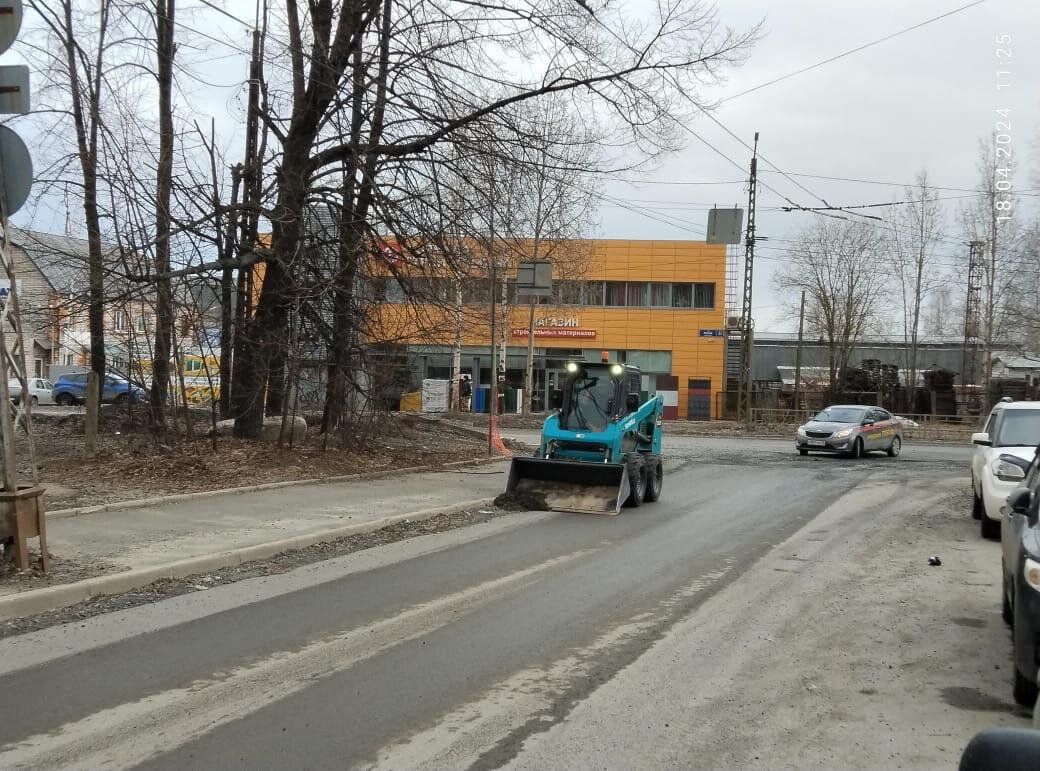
[795,404,903,458]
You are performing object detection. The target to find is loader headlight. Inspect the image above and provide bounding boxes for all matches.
[566,361,580,374]
[609,363,624,376]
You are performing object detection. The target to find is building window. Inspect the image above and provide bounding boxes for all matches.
[461,279,490,305]
[555,280,583,306]
[583,281,603,306]
[366,277,388,301]
[34,359,42,378]
[113,311,128,331]
[626,282,647,307]
[671,283,692,308]
[63,353,74,366]
[605,281,626,307]
[650,283,671,307]
[136,315,147,332]
[694,282,715,309]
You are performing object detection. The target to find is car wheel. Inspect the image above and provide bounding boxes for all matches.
[55,393,72,406]
[1014,666,1038,707]
[30,395,38,406]
[886,436,901,457]
[643,456,663,502]
[849,438,863,459]
[1013,588,1040,706]
[798,448,809,456]
[625,454,646,508]
[1003,562,1014,626]
[972,482,983,520]
[981,508,1001,540]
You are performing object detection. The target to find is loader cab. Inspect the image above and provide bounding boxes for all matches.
[558,362,642,433]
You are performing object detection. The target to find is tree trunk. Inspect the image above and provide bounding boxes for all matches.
[149,0,176,431]
[218,171,241,419]
[61,0,108,387]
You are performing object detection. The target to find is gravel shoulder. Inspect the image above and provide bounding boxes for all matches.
[508,475,1028,769]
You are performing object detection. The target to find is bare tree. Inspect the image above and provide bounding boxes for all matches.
[922,279,961,337]
[888,171,942,410]
[228,0,758,438]
[148,0,176,429]
[26,0,120,386]
[511,101,598,415]
[774,219,888,393]
[961,137,1023,402]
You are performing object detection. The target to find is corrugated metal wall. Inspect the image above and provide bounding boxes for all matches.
[752,340,968,382]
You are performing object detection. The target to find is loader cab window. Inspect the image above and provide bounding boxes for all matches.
[626,372,641,412]
[560,365,620,433]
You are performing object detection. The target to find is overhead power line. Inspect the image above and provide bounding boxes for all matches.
[722,0,990,102]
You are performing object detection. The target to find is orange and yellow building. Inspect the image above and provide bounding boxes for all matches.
[370,238,728,419]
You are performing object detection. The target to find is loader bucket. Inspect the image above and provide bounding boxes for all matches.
[505,457,630,515]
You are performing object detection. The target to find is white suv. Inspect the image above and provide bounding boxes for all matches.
[972,399,1040,539]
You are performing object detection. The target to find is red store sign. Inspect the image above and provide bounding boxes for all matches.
[511,327,597,339]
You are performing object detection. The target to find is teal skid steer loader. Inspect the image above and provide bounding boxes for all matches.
[505,361,664,515]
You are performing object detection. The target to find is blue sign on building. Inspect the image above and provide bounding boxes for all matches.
[699,329,724,338]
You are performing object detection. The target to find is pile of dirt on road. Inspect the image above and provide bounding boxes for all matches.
[14,414,500,511]
[493,490,549,511]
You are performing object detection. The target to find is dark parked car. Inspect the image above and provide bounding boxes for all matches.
[1000,448,1040,706]
[794,404,903,458]
[51,373,147,406]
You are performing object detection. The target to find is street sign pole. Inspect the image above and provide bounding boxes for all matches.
[0,0,37,492]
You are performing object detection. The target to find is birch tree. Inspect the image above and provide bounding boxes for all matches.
[888,171,942,411]
[774,219,888,394]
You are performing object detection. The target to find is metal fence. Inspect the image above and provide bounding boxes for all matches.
[747,407,979,441]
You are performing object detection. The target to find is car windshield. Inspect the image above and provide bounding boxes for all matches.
[812,407,865,424]
[560,367,616,432]
[995,410,1040,447]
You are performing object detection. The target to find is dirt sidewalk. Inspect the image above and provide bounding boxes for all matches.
[508,474,1029,769]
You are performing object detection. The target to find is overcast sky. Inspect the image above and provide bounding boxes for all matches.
[8,0,1040,333]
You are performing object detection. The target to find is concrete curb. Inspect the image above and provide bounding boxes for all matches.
[47,455,508,521]
[1,496,497,621]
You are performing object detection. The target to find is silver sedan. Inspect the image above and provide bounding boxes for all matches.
[795,404,903,459]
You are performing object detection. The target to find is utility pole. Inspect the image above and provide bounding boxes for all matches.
[735,132,759,425]
[962,239,984,405]
[793,289,805,416]
[487,171,498,455]
[230,22,264,413]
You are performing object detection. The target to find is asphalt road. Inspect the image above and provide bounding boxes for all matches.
[504,429,974,467]
[0,440,969,769]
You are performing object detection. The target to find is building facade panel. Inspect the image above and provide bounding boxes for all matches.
[366,238,728,418]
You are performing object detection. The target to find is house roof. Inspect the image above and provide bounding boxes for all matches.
[993,353,1040,371]
[9,227,91,292]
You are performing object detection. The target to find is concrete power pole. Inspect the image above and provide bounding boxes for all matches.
[735,132,759,425]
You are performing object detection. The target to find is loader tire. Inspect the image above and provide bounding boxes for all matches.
[643,455,663,502]
[625,454,646,508]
